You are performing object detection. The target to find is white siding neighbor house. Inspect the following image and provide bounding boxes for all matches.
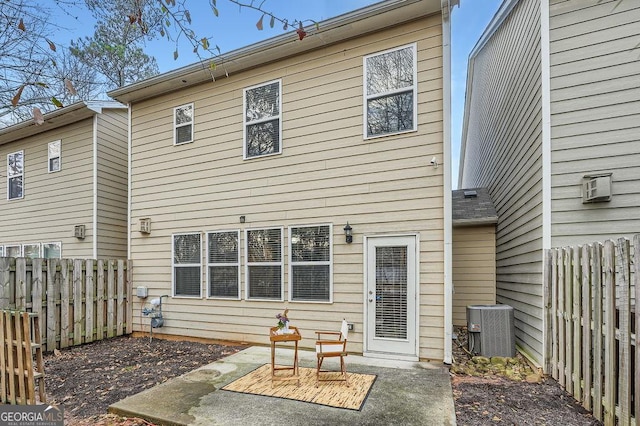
[110,0,455,362]
[459,0,640,366]
[0,101,129,259]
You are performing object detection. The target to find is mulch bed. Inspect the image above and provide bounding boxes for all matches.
[43,335,246,425]
[42,331,604,425]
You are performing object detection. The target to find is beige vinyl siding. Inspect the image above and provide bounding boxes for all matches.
[0,119,95,258]
[130,15,444,360]
[452,226,496,326]
[460,0,544,363]
[96,109,128,258]
[549,0,640,247]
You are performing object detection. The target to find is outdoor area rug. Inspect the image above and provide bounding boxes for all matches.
[221,364,377,411]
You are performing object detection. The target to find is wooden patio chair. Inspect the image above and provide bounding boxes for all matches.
[315,319,349,386]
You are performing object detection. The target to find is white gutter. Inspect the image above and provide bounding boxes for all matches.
[127,104,132,260]
[92,114,98,259]
[442,0,453,365]
[540,0,552,373]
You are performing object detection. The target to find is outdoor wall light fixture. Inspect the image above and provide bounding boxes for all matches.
[344,222,353,244]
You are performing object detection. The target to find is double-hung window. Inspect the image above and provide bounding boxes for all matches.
[172,233,201,297]
[243,80,281,159]
[207,231,240,299]
[363,43,417,138]
[245,228,283,300]
[289,225,332,302]
[48,140,61,172]
[7,150,24,200]
[174,103,194,145]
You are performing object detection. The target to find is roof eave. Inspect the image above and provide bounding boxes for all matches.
[108,0,441,104]
[0,100,125,146]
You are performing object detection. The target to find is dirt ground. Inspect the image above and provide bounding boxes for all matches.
[451,327,602,426]
[43,333,602,425]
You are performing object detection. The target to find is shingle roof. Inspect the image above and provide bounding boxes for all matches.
[452,187,498,226]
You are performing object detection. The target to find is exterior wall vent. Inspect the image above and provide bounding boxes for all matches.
[466,304,515,357]
[74,225,86,239]
[582,174,612,203]
[139,218,151,234]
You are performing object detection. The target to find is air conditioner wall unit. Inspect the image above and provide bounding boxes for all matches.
[582,174,611,203]
[74,225,86,239]
[467,304,515,357]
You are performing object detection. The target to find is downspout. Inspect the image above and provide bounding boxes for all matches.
[127,104,132,260]
[92,114,98,259]
[540,0,552,373]
[442,0,453,365]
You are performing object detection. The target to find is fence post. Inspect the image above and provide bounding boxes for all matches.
[551,249,559,380]
[602,240,616,426]
[633,234,640,425]
[616,238,631,426]
[73,259,84,346]
[85,260,95,344]
[543,249,552,375]
[564,247,573,394]
[0,258,10,309]
[572,246,582,402]
[580,244,592,411]
[592,242,603,421]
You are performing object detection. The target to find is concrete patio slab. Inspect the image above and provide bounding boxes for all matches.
[109,346,456,426]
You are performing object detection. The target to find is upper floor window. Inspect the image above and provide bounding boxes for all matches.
[174,103,194,145]
[172,233,201,297]
[7,150,24,200]
[48,140,61,172]
[207,230,240,299]
[243,80,281,159]
[363,44,417,138]
[289,224,332,302]
[245,227,283,300]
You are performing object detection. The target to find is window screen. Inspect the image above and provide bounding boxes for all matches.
[246,228,282,300]
[48,140,61,172]
[23,243,40,259]
[208,231,240,298]
[173,233,201,297]
[290,225,332,302]
[43,242,62,259]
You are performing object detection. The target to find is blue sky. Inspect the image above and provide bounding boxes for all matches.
[53,0,502,186]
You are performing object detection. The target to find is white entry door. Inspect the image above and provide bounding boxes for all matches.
[365,235,417,358]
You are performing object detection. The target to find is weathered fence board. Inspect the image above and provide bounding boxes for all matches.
[545,236,637,426]
[0,258,131,353]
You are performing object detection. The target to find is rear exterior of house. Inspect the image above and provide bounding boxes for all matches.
[111,0,454,362]
[0,101,128,259]
[459,0,640,367]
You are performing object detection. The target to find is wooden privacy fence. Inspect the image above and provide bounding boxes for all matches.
[544,235,639,426]
[0,257,132,353]
[0,311,45,404]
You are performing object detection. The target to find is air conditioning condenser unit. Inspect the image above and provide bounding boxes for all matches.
[467,304,515,357]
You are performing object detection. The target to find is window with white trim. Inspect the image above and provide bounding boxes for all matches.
[23,243,41,259]
[172,233,201,297]
[363,44,417,138]
[5,245,21,257]
[289,224,332,302]
[243,80,281,159]
[245,228,283,300]
[7,150,24,200]
[48,140,61,172]
[174,103,194,145]
[43,242,62,259]
[207,230,240,299]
